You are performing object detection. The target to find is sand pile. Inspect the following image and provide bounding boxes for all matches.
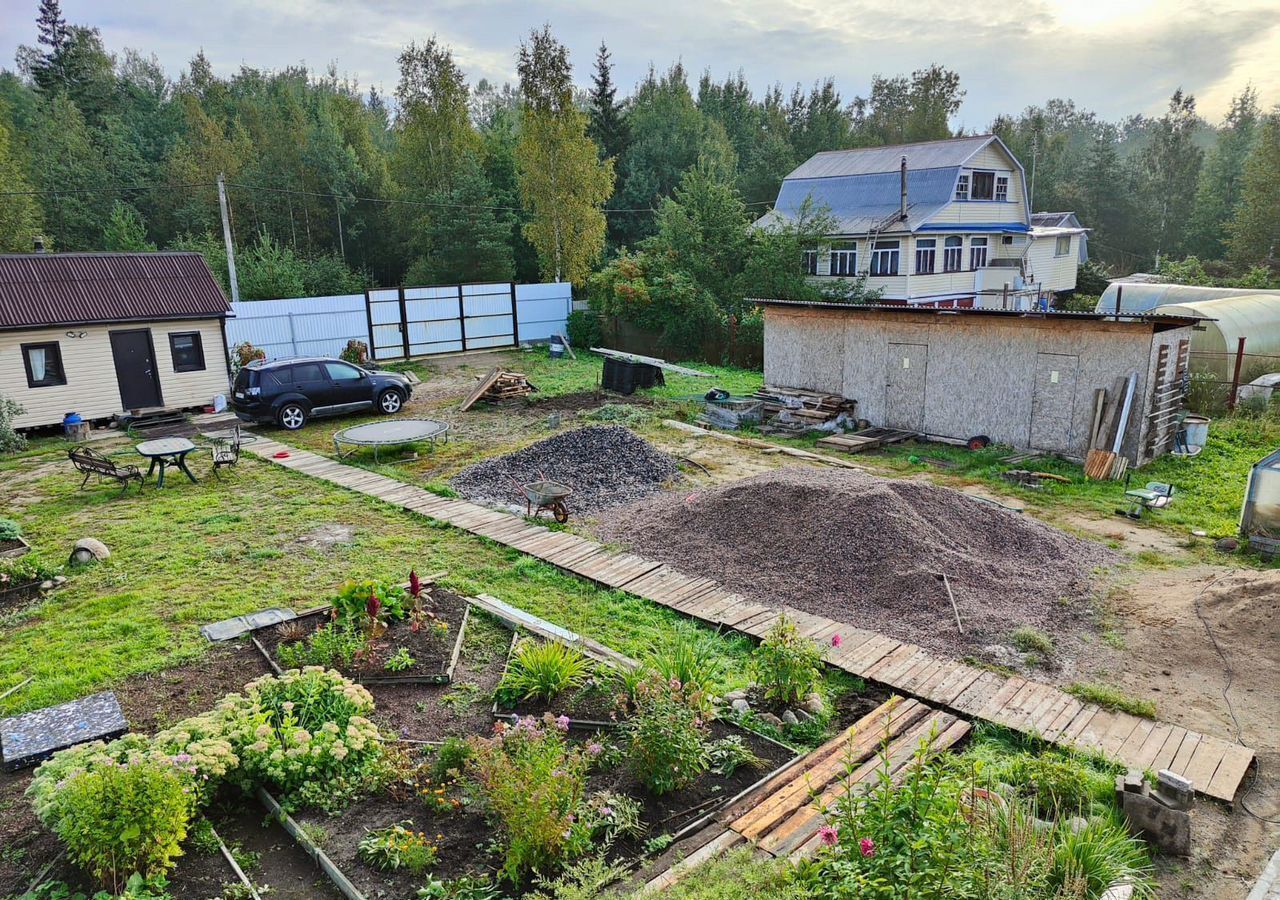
[597,466,1116,656]
[451,425,680,515]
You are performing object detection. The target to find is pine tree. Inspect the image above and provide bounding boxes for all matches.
[31,0,70,93]
[407,160,514,284]
[1226,111,1280,267]
[101,201,156,251]
[587,42,628,161]
[1141,89,1204,265]
[515,26,614,284]
[1187,87,1260,259]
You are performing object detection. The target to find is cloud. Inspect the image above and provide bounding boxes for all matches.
[1,0,1274,124]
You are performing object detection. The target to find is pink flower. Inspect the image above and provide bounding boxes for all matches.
[860,837,875,857]
[555,715,571,731]
[817,825,839,846]
[587,742,603,756]
[831,633,843,648]
[409,570,422,597]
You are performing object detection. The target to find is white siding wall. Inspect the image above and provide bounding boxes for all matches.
[1026,235,1079,293]
[925,143,1028,225]
[1,319,230,429]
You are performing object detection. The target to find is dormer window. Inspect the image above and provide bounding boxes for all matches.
[995,176,1009,202]
[955,174,970,201]
[971,171,995,200]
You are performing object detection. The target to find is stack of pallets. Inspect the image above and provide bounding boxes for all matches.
[753,385,856,434]
[459,368,539,411]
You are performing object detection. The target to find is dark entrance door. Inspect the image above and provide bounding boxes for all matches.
[109,329,163,410]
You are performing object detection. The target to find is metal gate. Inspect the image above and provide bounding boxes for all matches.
[364,282,519,361]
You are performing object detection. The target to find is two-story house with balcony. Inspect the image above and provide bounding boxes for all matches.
[757,135,1086,308]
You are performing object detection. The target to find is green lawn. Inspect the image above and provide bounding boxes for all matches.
[0,451,859,721]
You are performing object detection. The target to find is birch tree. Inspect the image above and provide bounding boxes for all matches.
[515,26,614,285]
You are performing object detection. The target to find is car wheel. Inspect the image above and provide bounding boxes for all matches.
[378,389,403,414]
[278,403,308,430]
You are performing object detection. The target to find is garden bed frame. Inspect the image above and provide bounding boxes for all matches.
[0,536,31,559]
[249,602,470,686]
[0,577,43,609]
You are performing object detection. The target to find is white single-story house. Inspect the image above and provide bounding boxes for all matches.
[0,251,233,430]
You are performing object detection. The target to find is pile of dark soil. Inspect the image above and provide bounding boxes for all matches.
[597,467,1117,657]
[451,425,680,514]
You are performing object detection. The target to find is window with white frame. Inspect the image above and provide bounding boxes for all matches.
[914,238,936,274]
[828,241,857,276]
[802,249,818,276]
[22,342,66,388]
[1055,235,1071,257]
[969,236,989,269]
[995,176,1009,201]
[869,240,900,276]
[954,174,970,201]
[971,171,995,200]
[943,236,963,272]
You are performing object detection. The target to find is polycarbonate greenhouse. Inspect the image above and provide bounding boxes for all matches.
[1147,295,1280,379]
[1241,448,1280,546]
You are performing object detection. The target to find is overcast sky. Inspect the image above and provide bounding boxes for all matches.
[2,0,1278,126]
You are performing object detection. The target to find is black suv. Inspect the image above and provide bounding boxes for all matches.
[231,357,414,430]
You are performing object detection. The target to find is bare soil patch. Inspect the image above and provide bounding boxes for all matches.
[597,466,1117,658]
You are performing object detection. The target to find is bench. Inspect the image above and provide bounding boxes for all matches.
[68,447,143,494]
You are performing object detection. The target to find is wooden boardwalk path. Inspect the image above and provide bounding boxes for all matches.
[636,697,969,894]
[236,436,1254,803]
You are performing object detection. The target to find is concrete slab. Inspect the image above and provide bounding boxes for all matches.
[200,608,297,642]
[1,691,127,771]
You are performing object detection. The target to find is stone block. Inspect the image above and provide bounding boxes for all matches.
[1154,769,1195,811]
[1120,789,1191,856]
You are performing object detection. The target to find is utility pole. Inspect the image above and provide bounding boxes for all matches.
[335,196,346,262]
[216,172,240,303]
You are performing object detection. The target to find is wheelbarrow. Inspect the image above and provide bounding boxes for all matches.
[515,476,573,523]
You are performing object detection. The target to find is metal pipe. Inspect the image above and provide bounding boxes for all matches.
[899,156,908,221]
[1227,336,1247,410]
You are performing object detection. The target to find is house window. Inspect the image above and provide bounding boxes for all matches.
[21,342,66,388]
[995,176,1009,202]
[954,174,970,201]
[914,239,936,275]
[869,240,900,277]
[969,237,989,269]
[971,171,995,200]
[943,236,963,272]
[168,332,206,372]
[1055,235,1071,257]
[828,241,857,277]
[802,249,819,276]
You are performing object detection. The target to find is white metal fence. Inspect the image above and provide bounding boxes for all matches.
[224,282,572,361]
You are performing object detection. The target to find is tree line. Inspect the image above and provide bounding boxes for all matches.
[1,0,1277,326]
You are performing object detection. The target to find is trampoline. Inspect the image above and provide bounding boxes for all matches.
[333,419,450,461]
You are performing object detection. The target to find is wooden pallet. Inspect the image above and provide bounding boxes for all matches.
[817,427,915,454]
[458,368,537,411]
[234,436,1256,804]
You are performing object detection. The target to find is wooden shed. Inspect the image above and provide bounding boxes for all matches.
[757,300,1198,464]
[0,251,232,429]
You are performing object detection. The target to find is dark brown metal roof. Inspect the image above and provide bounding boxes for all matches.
[0,251,231,331]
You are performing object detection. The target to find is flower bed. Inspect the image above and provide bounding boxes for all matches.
[492,633,628,729]
[252,581,470,685]
[0,555,59,610]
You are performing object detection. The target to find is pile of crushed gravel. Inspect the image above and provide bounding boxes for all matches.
[596,466,1117,657]
[451,425,680,515]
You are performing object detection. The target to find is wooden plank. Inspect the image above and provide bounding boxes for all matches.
[977,675,1026,720]
[1098,712,1145,758]
[459,367,502,411]
[1059,705,1103,745]
[1116,718,1157,764]
[738,610,785,636]
[1182,738,1228,792]
[1130,722,1178,771]
[1206,744,1254,801]
[1147,726,1190,775]
[873,647,934,685]
[1168,731,1202,776]
[947,670,1004,715]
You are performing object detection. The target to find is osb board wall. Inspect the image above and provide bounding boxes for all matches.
[763,307,1191,460]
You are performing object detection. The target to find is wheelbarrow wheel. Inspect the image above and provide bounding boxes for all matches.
[552,501,569,524]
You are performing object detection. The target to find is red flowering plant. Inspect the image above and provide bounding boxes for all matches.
[406,570,446,638]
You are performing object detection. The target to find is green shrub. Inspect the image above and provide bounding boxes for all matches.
[496,640,591,705]
[432,736,473,778]
[562,791,645,860]
[0,553,60,585]
[565,309,602,352]
[626,673,709,795]
[708,735,763,776]
[277,618,366,670]
[752,615,823,705]
[334,578,408,622]
[37,754,195,892]
[0,395,27,454]
[467,714,591,882]
[645,624,724,701]
[384,647,416,671]
[0,517,22,541]
[220,668,384,809]
[357,821,439,874]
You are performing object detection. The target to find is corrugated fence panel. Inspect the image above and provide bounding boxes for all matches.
[227,283,571,360]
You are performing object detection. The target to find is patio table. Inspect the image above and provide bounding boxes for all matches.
[135,437,199,487]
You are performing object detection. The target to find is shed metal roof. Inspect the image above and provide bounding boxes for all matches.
[748,297,1203,333]
[0,251,231,331]
[785,134,997,179]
